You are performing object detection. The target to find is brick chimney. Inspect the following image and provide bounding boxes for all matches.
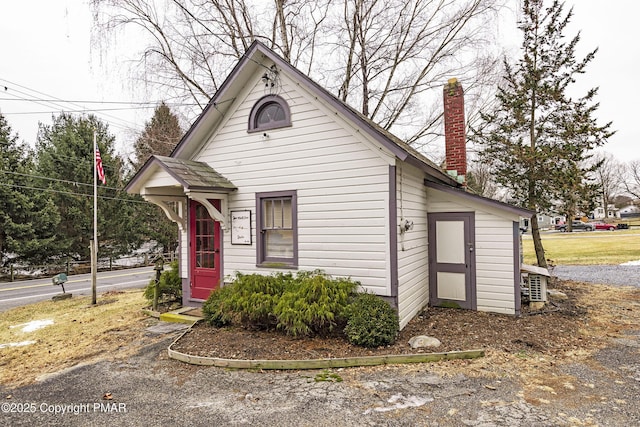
[443,78,467,185]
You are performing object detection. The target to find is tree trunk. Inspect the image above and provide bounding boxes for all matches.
[530,214,547,268]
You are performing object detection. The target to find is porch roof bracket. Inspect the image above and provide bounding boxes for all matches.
[187,192,228,230]
[143,195,186,231]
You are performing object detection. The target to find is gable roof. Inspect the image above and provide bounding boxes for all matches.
[169,40,459,187]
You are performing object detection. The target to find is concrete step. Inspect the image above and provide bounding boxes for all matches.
[159,307,203,324]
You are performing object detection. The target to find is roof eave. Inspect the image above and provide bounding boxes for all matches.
[424,180,534,218]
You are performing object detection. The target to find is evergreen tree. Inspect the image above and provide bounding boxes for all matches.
[131,102,182,171]
[0,114,59,265]
[34,113,144,261]
[131,103,183,255]
[473,0,613,268]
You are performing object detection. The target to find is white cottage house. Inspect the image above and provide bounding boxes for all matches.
[126,41,533,329]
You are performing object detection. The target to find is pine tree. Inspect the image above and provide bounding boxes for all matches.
[34,113,144,261]
[131,103,183,255]
[0,114,60,265]
[131,102,182,171]
[473,0,613,268]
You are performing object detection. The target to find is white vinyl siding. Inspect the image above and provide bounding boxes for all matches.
[396,164,430,329]
[427,188,518,314]
[194,65,394,295]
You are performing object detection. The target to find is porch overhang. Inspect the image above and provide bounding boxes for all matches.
[126,155,237,230]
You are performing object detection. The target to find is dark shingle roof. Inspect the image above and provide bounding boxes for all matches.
[152,155,236,191]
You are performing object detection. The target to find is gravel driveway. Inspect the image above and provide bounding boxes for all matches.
[2,325,640,426]
[552,264,640,287]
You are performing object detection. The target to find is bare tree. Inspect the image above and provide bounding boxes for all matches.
[591,152,624,217]
[465,155,500,199]
[625,159,640,199]
[91,0,504,150]
[334,0,501,145]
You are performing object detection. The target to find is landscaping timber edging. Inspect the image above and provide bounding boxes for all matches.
[167,327,485,370]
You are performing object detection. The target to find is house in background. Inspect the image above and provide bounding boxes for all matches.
[591,204,621,220]
[126,41,532,329]
[620,204,640,219]
[521,213,564,231]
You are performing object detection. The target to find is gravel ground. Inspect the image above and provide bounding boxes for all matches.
[2,330,639,427]
[551,265,640,287]
[2,266,639,426]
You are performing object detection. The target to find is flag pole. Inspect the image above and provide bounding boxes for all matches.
[92,131,97,305]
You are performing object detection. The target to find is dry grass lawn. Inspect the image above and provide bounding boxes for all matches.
[0,290,154,386]
[523,229,640,265]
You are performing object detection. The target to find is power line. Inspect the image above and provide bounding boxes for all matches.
[4,106,158,115]
[0,97,197,106]
[0,182,147,204]
[0,170,123,192]
[0,77,143,133]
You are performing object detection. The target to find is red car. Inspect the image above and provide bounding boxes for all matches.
[593,221,617,231]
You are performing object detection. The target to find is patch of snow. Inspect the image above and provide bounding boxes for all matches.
[0,340,36,349]
[364,393,434,414]
[621,260,640,266]
[10,319,54,333]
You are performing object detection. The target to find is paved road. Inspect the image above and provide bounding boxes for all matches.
[0,266,154,312]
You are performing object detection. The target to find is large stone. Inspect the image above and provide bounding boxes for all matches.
[408,335,441,349]
[530,301,545,311]
[547,289,568,300]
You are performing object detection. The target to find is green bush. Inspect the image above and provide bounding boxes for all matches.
[203,272,292,329]
[227,272,292,328]
[143,260,182,303]
[344,293,399,348]
[202,284,235,327]
[274,272,358,336]
[201,270,359,336]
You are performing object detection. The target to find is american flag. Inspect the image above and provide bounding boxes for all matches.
[96,148,106,185]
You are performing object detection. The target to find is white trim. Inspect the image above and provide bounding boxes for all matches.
[187,192,229,229]
[143,195,186,231]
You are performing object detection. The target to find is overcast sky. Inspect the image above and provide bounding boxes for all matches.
[1,1,638,162]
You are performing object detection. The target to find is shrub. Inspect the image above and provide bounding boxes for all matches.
[202,272,293,329]
[201,270,359,337]
[202,284,235,327]
[227,272,292,328]
[344,293,399,348]
[273,272,358,337]
[143,260,182,303]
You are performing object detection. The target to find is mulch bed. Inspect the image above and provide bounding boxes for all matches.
[171,280,594,361]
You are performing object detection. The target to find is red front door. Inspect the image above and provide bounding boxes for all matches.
[189,200,221,300]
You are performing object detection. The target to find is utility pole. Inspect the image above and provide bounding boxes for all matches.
[92,131,97,305]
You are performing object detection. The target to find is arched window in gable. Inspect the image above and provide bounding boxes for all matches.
[248,95,291,132]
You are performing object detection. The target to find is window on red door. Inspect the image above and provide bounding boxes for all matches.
[194,204,215,268]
